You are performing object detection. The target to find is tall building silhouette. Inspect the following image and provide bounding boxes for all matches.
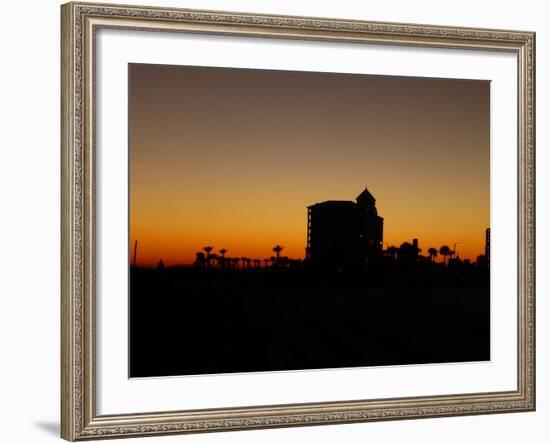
[306,187,383,269]
[485,228,490,264]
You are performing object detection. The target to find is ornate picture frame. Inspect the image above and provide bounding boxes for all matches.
[61,2,535,440]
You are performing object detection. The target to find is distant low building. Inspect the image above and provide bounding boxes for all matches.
[306,187,383,269]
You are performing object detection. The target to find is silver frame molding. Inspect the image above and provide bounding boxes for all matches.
[61,2,536,440]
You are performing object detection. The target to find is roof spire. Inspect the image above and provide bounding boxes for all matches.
[356,186,376,208]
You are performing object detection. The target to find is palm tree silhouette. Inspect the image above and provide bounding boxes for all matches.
[218,248,228,269]
[273,245,284,260]
[194,252,206,269]
[202,246,214,268]
[208,253,218,268]
[439,245,451,266]
[428,247,438,263]
[263,258,270,268]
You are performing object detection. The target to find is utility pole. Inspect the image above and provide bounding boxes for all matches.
[453,242,460,259]
[133,240,138,267]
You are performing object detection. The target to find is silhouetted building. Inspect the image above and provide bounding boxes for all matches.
[306,187,383,269]
[485,228,490,264]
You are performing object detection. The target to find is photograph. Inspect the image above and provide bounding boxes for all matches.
[128,63,491,378]
[58,2,536,440]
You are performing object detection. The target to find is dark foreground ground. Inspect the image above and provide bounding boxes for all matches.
[130,266,490,377]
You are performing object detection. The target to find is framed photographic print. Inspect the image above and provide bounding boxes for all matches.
[61,2,536,440]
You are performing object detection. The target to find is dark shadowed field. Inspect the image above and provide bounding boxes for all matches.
[129,267,490,377]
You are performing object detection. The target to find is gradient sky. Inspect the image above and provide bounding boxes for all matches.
[129,64,489,266]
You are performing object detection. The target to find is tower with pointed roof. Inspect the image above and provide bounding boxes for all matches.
[356,186,384,256]
[356,186,376,209]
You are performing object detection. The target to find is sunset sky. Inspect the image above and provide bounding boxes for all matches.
[129,64,489,266]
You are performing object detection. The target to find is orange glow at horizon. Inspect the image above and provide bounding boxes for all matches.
[129,64,489,266]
